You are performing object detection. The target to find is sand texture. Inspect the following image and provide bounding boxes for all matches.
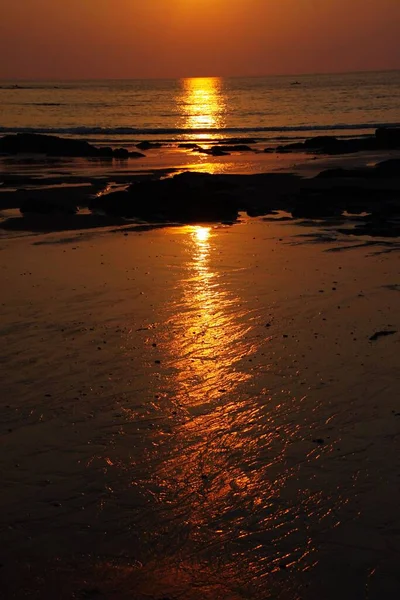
[0,217,399,599]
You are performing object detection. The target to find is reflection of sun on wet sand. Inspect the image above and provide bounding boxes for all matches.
[162,225,255,405]
[146,225,350,587]
[0,219,400,599]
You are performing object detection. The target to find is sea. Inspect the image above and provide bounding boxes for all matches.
[1,70,400,149]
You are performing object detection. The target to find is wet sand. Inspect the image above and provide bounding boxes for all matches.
[1,217,399,599]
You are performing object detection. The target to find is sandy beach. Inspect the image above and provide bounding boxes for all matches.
[1,206,400,598]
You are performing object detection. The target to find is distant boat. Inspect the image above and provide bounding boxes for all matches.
[290,81,301,86]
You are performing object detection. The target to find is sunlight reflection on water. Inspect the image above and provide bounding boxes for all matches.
[177,78,227,141]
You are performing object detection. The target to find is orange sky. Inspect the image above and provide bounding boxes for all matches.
[1,0,399,79]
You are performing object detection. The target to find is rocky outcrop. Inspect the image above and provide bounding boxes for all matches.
[291,190,343,219]
[89,172,240,223]
[136,141,163,150]
[289,164,400,219]
[375,127,400,149]
[195,144,254,156]
[20,198,77,215]
[196,146,230,156]
[272,128,400,155]
[374,158,400,176]
[0,133,144,159]
[89,172,303,222]
[315,167,372,179]
[113,148,130,159]
[218,144,253,152]
[315,159,400,179]
[178,142,201,150]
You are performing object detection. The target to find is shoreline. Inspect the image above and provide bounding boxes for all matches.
[2,145,400,184]
[1,132,400,240]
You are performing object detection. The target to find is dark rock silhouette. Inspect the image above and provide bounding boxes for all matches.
[219,144,253,152]
[20,198,77,215]
[291,190,342,219]
[375,127,400,149]
[289,164,400,220]
[195,144,253,156]
[90,172,239,223]
[113,148,130,159]
[0,213,127,233]
[315,168,372,179]
[369,330,397,341]
[315,159,400,179]
[1,159,399,234]
[304,136,343,151]
[0,133,144,159]
[178,142,201,150]
[374,158,400,176]
[89,172,302,223]
[136,141,163,150]
[272,128,400,155]
[196,146,230,156]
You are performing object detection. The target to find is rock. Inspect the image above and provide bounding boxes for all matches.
[195,145,252,156]
[209,146,230,156]
[196,146,230,156]
[136,141,163,150]
[0,133,137,159]
[0,133,101,157]
[277,134,377,155]
[315,167,372,179]
[90,172,239,223]
[274,128,400,156]
[375,127,400,149]
[304,136,376,155]
[20,198,77,215]
[339,222,400,237]
[113,148,129,159]
[221,144,253,152]
[246,206,275,217]
[276,142,304,153]
[374,159,400,177]
[98,146,114,158]
[178,142,200,149]
[291,190,342,219]
[304,136,341,150]
[369,330,397,341]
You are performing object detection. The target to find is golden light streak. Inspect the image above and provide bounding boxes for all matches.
[178,77,226,141]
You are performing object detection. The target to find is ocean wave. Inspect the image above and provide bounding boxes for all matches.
[0,123,399,137]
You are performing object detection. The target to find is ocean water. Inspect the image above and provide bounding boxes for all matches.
[1,71,400,147]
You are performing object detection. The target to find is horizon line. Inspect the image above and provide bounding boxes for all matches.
[1,67,400,82]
